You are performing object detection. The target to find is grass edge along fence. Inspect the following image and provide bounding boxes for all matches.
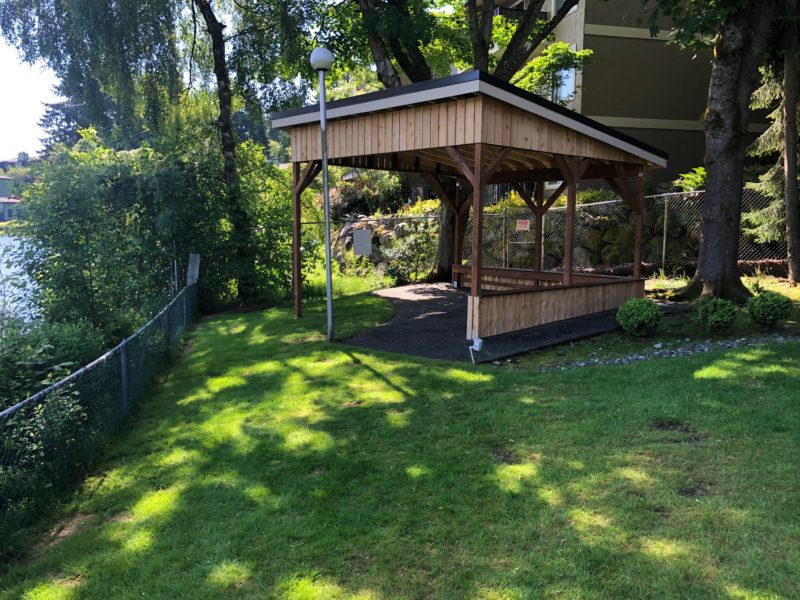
[0,275,200,559]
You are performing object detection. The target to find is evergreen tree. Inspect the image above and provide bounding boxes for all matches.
[745,0,800,284]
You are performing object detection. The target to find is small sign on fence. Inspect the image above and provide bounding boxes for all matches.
[516,219,531,231]
[353,228,372,257]
[187,253,200,286]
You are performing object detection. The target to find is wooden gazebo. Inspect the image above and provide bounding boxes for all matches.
[271,71,667,341]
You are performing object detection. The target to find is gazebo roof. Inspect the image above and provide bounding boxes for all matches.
[271,70,668,169]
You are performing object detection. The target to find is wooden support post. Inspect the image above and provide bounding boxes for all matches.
[608,162,646,279]
[634,212,643,280]
[471,143,485,298]
[634,166,646,279]
[556,156,586,287]
[564,178,576,286]
[292,162,302,317]
[534,182,544,272]
[453,187,463,266]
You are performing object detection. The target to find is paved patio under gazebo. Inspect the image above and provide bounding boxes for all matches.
[271,70,668,353]
[344,283,627,363]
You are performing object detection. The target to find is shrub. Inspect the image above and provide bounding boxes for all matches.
[616,298,662,336]
[0,385,93,556]
[383,220,438,284]
[330,173,407,220]
[577,188,617,204]
[747,291,792,328]
[695,297,737,331]
[673,166,707,192]
[0,318,105,410]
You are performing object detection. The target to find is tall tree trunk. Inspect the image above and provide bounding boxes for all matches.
[679,0,777,301]
[433,205,456,279]
[430,179,466,280]
[194,0,257,303]
[356,0,402,88]
[466,0,495,72]
[784,0,800,285]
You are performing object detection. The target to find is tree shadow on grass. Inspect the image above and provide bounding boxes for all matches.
[2,307,799,599]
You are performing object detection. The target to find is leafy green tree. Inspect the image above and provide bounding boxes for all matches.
[1,0,313,304]
[673,167,708,192]
[642,0,779,300]
[0,0,182,146]
[15,130,184,340]
[510,41,593,104]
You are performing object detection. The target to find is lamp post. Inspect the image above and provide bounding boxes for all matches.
[311,47,335,342]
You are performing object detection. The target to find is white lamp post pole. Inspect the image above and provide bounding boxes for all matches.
[311,47,335,342]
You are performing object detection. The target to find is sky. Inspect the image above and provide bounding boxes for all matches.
[0,38,61,160]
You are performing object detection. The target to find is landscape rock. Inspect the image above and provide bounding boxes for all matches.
[539,333,800,373]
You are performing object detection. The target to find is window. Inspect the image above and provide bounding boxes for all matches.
[553,0,577,15]
[553,67,576,104]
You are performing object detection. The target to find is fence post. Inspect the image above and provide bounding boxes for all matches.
[541,212,546,268]
[662,196,669,272]
[503,209,508,268]
[163,309,170,354]
[119,343,129,411]
[187,253,200,286]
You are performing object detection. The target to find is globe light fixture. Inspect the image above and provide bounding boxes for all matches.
[310,47,334,72]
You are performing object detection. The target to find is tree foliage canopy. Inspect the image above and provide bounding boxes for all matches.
[0,0,182,145]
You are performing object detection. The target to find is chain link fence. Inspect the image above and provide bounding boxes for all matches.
[301,214,441,287]
[0,283,199,552]
[465,188,786,274]
[299,189,784,286]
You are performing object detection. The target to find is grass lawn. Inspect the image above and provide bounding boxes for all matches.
[1,293,799,599]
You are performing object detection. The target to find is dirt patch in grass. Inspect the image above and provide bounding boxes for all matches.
[30,513,94,559]
[491,447,520,464]
[650,419,692,432]
[649,419,707,443]
[678,482,712,498]
[181,338,195,355]
[57,574,86,588]
[109,512,133,524]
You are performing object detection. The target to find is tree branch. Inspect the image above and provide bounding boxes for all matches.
[466,0,495,72]
[355,0,402,88]
[494,0,578,82]
[385,0,432,81]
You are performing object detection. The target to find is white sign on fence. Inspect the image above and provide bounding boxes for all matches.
[187,253,201,285]
[353,228,372,257]
[516,219,531,231]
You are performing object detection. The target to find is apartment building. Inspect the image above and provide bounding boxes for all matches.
[517,0,768,184]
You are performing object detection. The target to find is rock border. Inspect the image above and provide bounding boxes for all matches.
[525,333,800,372]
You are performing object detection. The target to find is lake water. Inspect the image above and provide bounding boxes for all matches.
[0,235,33,317]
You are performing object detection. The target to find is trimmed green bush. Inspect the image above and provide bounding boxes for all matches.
[616,298,662,336]
[747,291,793,328]
[696,297,737,332]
